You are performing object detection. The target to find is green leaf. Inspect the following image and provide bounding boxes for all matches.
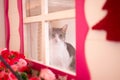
[20,72,28,80]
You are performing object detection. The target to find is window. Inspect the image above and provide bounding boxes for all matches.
[22,0,75,74]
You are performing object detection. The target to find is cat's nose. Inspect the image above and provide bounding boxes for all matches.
[54,39,59,43]
[54,35,61,43]
[54,38,60,43]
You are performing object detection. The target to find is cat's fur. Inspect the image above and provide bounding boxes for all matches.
[49,24,76,72]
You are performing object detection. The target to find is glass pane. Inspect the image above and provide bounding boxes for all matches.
[48,0,75,13]
[25,0,41,17]
[48,18,76,73]
[24,22,42,62]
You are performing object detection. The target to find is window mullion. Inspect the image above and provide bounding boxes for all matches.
[40,0,49,64]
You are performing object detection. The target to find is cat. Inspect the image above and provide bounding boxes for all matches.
[49,24,76,72]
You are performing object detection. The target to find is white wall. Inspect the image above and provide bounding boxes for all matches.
[9,0,20,51]
[0,0,6,48]
[85,0,120,80]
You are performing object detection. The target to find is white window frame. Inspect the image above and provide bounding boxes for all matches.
[22,0,75,74]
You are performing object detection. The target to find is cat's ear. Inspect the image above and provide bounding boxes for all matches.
[62,24,68,32]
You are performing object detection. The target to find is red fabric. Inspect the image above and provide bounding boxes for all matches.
[92,0,120,41]
[4,0,10,50]
[17,0,24,53]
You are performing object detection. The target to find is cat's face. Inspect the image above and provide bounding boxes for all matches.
[49,25,68,43]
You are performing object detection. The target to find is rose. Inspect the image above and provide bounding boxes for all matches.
[0,49,57,80]
[39,68,56,80]
[0,62,5,78]
[29,77,40,80]
[17,58,27,69]
[0,49,25,65]
[11,64,19,72]
[8,72,18,80]
[0,70,5,78]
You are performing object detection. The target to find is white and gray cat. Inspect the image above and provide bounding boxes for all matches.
[49,24,75,72]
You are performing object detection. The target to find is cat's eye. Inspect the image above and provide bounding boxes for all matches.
[52,34,55,38]
[59,34,63,38]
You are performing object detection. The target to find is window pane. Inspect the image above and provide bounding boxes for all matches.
[24,22,42,62]
[48,18,76,73]
[48,0,75,13]
[25,0,41,17]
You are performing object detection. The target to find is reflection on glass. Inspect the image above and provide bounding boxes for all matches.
[48,0,75,13]
[24,22,42,61]
[25,0,41,17]
[48,19,76,72]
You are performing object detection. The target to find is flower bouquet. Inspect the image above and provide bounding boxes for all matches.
[0,49,56,80]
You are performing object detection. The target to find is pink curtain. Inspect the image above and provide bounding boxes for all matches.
[4,0,10,50]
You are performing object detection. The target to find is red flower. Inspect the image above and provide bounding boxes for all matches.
[0,70,5,78]
[39,68,56,80]
[18,53,25,59]
[1,49,10,59]
[8,72,17,80]
[17,58,27,69]
[29,77,40,80]
[0,49,25,65]
[0,62,5,71]
[19,66,29,72]
[0,73,9,80]
[11,65,19,72]
[0,49,57,80]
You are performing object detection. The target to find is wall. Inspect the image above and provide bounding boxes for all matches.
[9,0,20,51]
[85,0,120,80]
[0,0,6,48]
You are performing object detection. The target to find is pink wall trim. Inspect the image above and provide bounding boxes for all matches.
[17,0,24,53]
[76,0,90,80]
[4,0,10,50]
